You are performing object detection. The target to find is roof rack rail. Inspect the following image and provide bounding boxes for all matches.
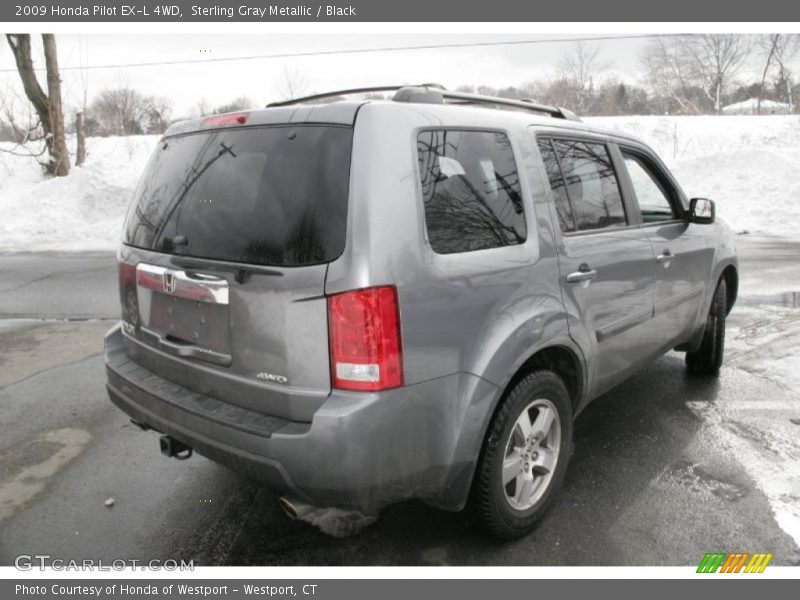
[266,85,442,107]
[438,89,580,121]
[266,84,580,121]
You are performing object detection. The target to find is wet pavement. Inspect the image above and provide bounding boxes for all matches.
[1,235,799,566]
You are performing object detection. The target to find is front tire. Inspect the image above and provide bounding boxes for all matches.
[470,370,573,539]
[686,279,727,376]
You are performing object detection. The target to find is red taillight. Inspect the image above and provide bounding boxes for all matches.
[201,113,248,128]
[328,286,403,392]
[118,258,139,327]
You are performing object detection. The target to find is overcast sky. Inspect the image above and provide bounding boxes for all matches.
[0,33,765,117]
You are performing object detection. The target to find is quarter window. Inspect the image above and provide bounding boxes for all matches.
[417,130,526,254]
[551,139,626,232]
[537,138,575,232]
[622,152,677,223]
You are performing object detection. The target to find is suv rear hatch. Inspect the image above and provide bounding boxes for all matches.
[118,118,353,422]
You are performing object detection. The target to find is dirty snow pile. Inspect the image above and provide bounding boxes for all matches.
[0,135,158,252]
[2,115,800,252]
[588,115,800,238]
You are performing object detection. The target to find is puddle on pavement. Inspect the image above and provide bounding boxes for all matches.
[738,292,800,308]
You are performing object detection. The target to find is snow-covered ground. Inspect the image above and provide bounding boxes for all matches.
[701,302,800,547]
[1,115,800,252]
[0,135,157,252]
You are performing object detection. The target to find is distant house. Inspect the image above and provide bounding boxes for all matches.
[722,98,792,115]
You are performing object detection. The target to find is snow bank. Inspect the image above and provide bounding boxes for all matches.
[0,135,158,252]
[1,115,799,252]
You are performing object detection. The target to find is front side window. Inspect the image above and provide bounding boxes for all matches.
[551,139,626,232]
[622,152,678,223]
[417,129,526,254]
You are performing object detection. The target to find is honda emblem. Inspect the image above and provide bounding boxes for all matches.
[163,272,176,294]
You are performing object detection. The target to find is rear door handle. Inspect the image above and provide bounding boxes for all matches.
[656,249,673,264]
[565,264,597,284]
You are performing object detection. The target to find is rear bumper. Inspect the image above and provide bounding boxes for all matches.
[105,324,498,513]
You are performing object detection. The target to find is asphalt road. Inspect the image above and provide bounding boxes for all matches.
[1,236,799,566]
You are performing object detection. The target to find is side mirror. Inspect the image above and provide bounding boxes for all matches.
[689,197,715,224]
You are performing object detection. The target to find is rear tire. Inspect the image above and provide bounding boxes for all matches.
[686,279,727,376]
[469,370,573,539]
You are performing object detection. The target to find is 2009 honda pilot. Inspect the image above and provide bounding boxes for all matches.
[105,85,738,538]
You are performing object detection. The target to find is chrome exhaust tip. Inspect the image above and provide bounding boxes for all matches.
[278,495,316,519]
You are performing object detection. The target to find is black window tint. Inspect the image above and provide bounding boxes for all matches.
[537,138,575,232]
[552,140,626,231]
[417,130,526,254]
[123,125,352,266]
[622,152,677,223]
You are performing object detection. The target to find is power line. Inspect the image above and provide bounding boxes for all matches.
[0,33,676,73]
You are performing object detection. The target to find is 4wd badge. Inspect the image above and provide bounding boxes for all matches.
[256,372,289,385]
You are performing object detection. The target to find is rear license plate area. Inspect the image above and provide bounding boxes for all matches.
[148,293,230,353]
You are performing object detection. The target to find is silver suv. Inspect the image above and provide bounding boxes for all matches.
[105,85,738,538]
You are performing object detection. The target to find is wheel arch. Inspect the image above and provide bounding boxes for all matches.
[679,260,737,353]
[433,341,587,513]
[501,344,586,414]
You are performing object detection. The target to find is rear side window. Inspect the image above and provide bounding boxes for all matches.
[550,139,626,232]
[417,129,526,254]
[123,125,353,266]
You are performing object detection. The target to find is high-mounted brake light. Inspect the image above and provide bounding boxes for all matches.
[201,113,248,128]
[328,286,403,392]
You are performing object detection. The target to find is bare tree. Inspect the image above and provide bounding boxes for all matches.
[558,42,610,91]
[276,65,309,101]
[757,34,781,114]
[89,87,152,135]
[640,37,702,114]
[146,96,174,133]
[773,34,800,112]
[74,34,91,161]
[0,85,37,143]
[685,34,751,114]
[556,42,612,113]
[213,96,255,114]
[42,34,70,174]
[191,98,212,118]
[5,33,70,176]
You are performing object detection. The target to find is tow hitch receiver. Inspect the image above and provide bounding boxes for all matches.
[159,435,193,460]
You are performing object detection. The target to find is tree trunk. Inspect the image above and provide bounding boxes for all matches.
[757,35,779,115]
[42,34,70,176]
[75,111,86,166]
[5,34,53,160]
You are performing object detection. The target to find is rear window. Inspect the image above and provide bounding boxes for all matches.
[417,129,526,255]
[123,125,353,266]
